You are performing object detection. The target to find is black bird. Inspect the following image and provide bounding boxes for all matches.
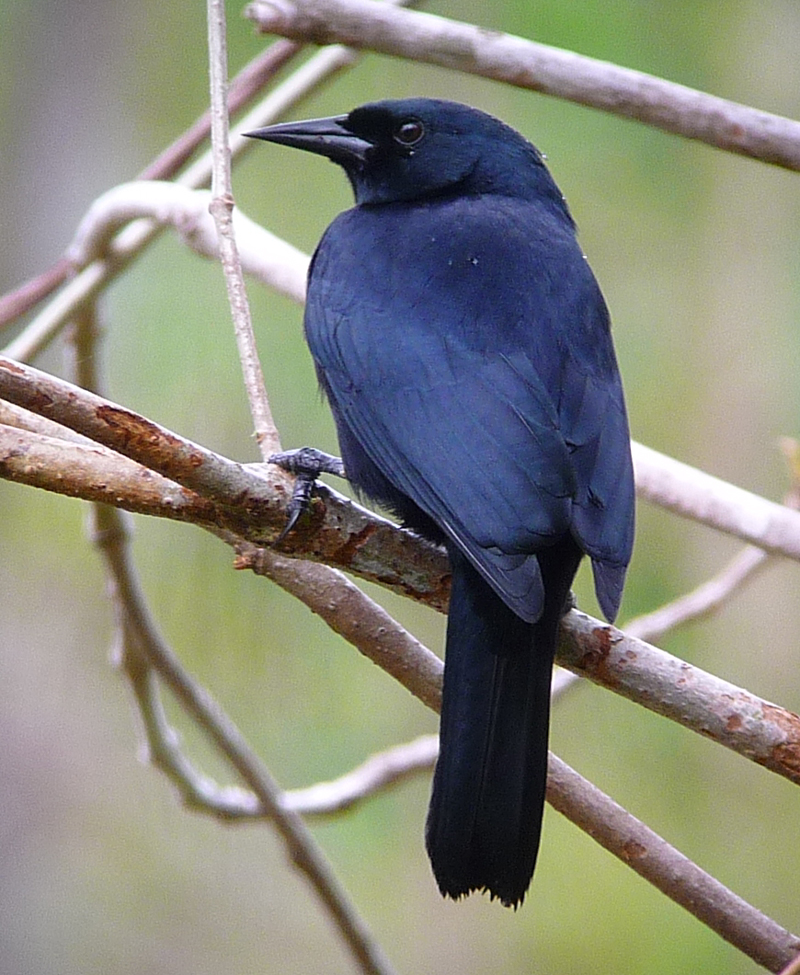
[247,99,635,907]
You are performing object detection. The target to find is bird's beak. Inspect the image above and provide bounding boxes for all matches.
[244,115,373,166]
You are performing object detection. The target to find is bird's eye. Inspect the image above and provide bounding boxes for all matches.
[393,119,425,147]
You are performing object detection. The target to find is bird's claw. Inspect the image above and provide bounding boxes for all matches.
[273,474,315,542]
[269,447,346,541]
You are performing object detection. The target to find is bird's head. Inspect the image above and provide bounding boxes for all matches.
[246,98,570,216]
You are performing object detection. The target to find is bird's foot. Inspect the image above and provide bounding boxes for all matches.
[269,447,346,541]
[270,446,346,479]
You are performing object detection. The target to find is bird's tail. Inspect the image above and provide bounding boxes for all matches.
[425,540,581,908]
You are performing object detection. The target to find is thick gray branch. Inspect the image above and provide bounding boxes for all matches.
[245,0,800,171]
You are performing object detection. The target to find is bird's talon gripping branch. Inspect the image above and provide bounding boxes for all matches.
[269,447,346,541]
[269,446,346,479]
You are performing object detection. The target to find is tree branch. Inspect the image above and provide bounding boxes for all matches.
[67,181,307,305]
[633,442,800,560]
[208,0,281,458]
[3,353,800,788]
[284,736,438,815]
[0,424,222,520]
[546,755,800,972]
[0,355,286,516]
[559,609,800,785]
[0,383,452,614]
[89,502,800,974]
[112,642,800,971]
[91,500,396,975]
[625,545,770,644]
[245,0,800,172]
[0,39,303,332]
[6,351,800,572]
[102,557,800,973]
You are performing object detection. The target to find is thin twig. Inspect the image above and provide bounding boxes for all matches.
[133,729,438,821]
[2,259,114,363]
[206,14,396,966]
[207,0,280,456]
[0,40,303,332]
[92,501,397,975]
[0,257,75,333]
[626,545,770,644]
[245,0,800,172]
[0,47,359,361]
[284,736,438,814]
[546,755,800,972]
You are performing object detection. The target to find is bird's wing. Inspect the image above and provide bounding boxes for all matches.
[316,333,570,619]
[305,202,634,620]
[555,340,635,617]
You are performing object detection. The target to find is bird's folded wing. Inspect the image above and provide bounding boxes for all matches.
[311,307,630,620]
[305,203,634,620]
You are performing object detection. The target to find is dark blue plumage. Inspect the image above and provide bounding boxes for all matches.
[247,99,635,907]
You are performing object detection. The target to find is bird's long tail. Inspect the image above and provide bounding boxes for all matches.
[425,539,581,908]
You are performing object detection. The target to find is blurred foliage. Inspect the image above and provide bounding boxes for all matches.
[1,0,800,972]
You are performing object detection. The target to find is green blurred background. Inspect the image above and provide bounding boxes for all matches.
[2,1,800,972]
